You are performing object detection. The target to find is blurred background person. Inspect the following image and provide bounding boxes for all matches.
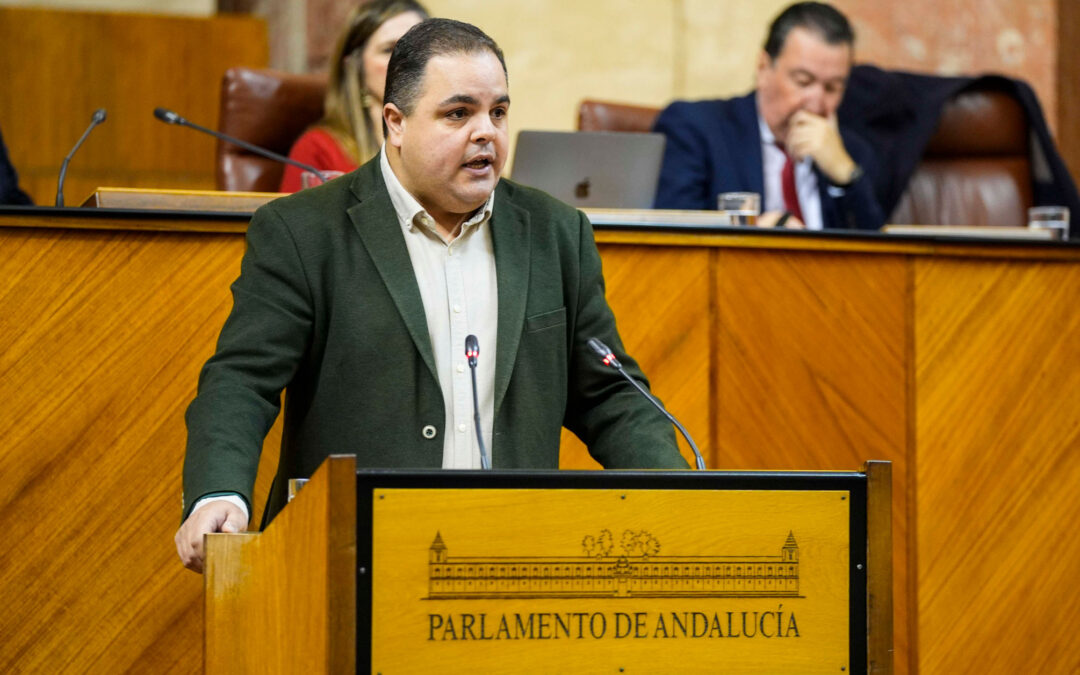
[652,2,883,231]
[0,125,32,205]
[279,0,428,192]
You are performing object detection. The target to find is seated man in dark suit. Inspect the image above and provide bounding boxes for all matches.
[653,2,883,231]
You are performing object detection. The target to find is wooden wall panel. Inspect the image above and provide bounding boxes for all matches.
[715,249,908,467]
[558,246,713,469]
[0,223,280,673]
[0,8,267,206]
[714,248,911,675]
[914,257,1080,674]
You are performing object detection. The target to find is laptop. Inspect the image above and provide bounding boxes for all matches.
[509,130,666,209]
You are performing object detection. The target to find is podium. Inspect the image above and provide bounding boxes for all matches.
[205,458,891,674]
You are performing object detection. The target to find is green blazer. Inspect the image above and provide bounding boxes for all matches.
[183,158,687,524]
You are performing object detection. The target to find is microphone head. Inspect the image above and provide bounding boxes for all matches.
[92,108,107,124]
[587,337,620,368]
[465,334,479,367]
[153,107,181,124]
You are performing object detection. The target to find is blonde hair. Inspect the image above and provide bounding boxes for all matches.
[318,0,428,163]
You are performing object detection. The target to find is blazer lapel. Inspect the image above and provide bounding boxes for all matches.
[490,184,531,421]
[345,161,438,382]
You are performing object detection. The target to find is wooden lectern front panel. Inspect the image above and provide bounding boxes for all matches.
[370,485,855,674]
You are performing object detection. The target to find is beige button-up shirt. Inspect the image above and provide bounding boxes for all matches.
[380,149,498,469]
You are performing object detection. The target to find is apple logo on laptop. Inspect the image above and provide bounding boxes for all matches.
[575,178,590,200]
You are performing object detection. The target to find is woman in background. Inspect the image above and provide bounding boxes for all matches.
[280,0,428,192]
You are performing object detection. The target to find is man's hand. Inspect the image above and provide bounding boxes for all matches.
[757,210,805,229]
[174,500,249,574]
[786,110,857,185]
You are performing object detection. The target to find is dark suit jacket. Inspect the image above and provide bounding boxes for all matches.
[0,126,32,206]
[652,92,884,230]
[838,64,1080,219]
[184,158,687,524]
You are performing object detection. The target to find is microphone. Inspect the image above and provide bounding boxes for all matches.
[152,107,328,185]
[464,334,491,470]
[56,108,107,207]
[586,337,706,470]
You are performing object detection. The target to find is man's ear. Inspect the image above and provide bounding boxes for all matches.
[384,103,406,149]
[755,50,772,83]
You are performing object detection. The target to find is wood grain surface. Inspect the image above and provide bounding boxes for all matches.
[913,257,1080,674]
[0,221,280,673]
[2,213,1078,672]
[205,455,355,674]
[866,460,894,675]
[715,248,910,675]
[0,8,266,206]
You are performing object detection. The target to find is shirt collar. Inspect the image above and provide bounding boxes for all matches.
[379,147,495,240]
[757,102,777,147]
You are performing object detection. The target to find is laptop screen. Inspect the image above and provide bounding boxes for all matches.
[509,130,666,209]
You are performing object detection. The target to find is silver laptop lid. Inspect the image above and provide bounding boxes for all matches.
[510,130,666,209]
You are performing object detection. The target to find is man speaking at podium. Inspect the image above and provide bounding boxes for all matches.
[176,18,688,572]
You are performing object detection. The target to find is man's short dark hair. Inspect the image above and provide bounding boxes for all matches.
[763,2,854,60]
[383,18,507,127]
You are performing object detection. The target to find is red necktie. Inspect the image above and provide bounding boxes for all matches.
[778,144,803,223]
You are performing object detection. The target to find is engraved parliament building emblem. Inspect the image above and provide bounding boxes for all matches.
[427,530,801,599]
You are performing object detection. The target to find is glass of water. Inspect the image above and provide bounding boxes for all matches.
[1028,206,1069,240]
[718,192,760,226]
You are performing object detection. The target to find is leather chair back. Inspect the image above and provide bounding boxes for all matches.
[217,67,328,192]
[889,89,1031,226]
[578,100,660,133]
[577,93,1034,226]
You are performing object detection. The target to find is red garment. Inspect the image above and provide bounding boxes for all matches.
[775,142,804,224]
[279,128,359,193]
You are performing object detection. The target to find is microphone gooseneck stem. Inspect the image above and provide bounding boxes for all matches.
[587,337,706,470]
[56,112,106,207]
[469,363,490,470]
[611,365,705,470]
[155,108,327,184]
[465,334,490,470]
[56,157,73,207]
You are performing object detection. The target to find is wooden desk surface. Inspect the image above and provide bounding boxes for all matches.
[4,205,1079,259]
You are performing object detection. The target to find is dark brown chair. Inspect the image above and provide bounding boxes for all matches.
[216,67,328,192]
[889,89,1031,226]
[577,92,1034,225]
[577,100,660,133]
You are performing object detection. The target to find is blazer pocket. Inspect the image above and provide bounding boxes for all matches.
[525,306,567,334]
